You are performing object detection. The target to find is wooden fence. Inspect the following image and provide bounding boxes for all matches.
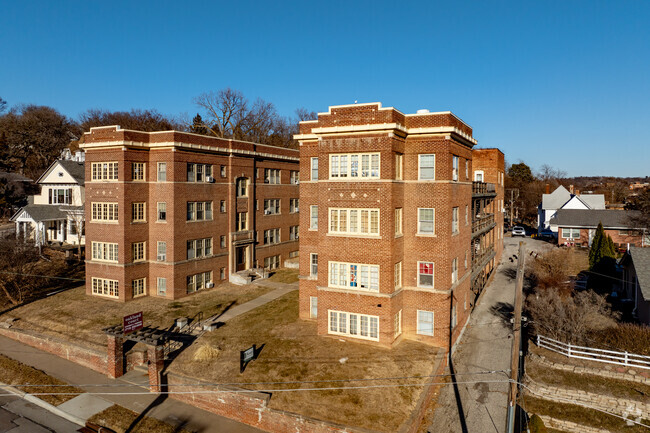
[536,334,650,370]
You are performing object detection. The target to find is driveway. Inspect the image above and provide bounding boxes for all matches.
[428,236,552,433]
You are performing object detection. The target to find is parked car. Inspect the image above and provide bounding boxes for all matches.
[538,229,556,242]
[512,226,526,237]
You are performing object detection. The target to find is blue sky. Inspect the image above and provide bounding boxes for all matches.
[1,0,648,177]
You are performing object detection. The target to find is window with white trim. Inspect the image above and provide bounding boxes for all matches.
[395,208,402,236]
[132,202,146,222]
[290,170,299,185]
[220,267,226,280]
[133,278,146,297]
[562,228,580,239]
[264,199,280,215]
[290,198,299,213]
[465,160,469,180]
[465,205,469,225]
[236,178,248,197]
[311,157,318,181]
[329,208,379,236]
[157,162,166,182]
[187,201,212,221]
[395,153,403,180]
[157,241,166,261]
[263,228,280,245]
[187,163,212,182]
[157,202,166,221]
[132,241,145,262]
[91,242,118,262]
[394,310,402,338]
[452,258,458,284]
[452,156,459,181]
[49,188,71,204]
[264,169,281,184]
[220,235,226,248]
[465,250,468,269]
[290,225,299,240]
[451,305,457,329]
[91,203,118,222]
[264,255,280,269]
[237,212,247,231]
[220,165,226,177]
[132,162,145,181]
[417,310,434,336]
[418,262,434,288]
[418,208,435,234]
[329,261,379,292]
[419,154,435,180]
[310,253,318,276]
[328,310,379,341]
[394,261,402,289]
[220,200,226,213]
[92,277,119,298]
[474,170,484,182]
[187,238,212,259]
[310,296,318,318]
[310,206,318,229]
[157,277,166,295]
[452,207,459,235]
[187,271,212,293]
[91,162,118,181]
[330,153,380,179]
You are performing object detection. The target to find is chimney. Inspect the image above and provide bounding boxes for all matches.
[569,184,574,194]
[545,184,550,194]
[575,189,580,196]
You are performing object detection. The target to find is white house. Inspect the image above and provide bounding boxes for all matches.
[537,185,605,234]
[11,150,85,247]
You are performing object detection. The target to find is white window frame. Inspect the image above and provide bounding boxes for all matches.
[132,202,146,223]
[328,261,379,292]
[418,261,434,288]
[328,310,379,341]
[310,157,318,181]
[92,277,119,298]
[417,310,434,336]
[395,153,403,180]
[91,202,118,222]
[91,162,118,181]
[452,258,458,284]
[264,168,281,184]
[329,208,380,236]
[187,163,213,183]
[452,155,459,181]
[187,201,213,222]
[132,277,146,297]
[310,205,318,230]
[452,207,459,235]
[394,261,402,289]
[91,241,118,263]
[394,310,402,338]
[290,198,299,213]
[310,253,318,276]
[132,162,145,182]
[264,255,281,269]
[157,162,167,182]
[395,208,403,236]
[329,152,380,179]
[264,199,281,215]
[310,296,318,318]
[236,178,248,197]
[417,208,435,235]
[263,228,281,245]
[237,212,248,231]
[157,241,166,262]
[562,228,580,239]
[418,154,435,180]
[157,277,166,295]
[132,241,146,262]
[290,170,299,185]
[157,202,166,221]
[290,225,299,240]
[474,170,484,182]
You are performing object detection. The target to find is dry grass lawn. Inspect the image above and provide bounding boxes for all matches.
[2,282,271,351]
[267,268,299,284]
[0,354,83,405]
[170,291,443,432]
[88,404,195,433]
[523,396,649,433]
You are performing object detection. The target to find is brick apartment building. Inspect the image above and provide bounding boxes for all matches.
[295,103,504,349]
[81,126,299,302]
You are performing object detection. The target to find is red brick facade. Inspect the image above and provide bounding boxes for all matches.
[295,103,504,350]
[81,126,299,302]
[557,227,646,249]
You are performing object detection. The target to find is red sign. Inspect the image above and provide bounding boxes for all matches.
[123,312,143,334]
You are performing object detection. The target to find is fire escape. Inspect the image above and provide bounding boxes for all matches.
[471,181,497,300]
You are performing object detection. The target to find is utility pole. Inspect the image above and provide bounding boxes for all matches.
[506,241,525,433]
[508,189,519,225]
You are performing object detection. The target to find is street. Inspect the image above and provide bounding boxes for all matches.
[428,236,552,433]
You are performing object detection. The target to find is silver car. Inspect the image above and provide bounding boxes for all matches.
[512,226,526,237]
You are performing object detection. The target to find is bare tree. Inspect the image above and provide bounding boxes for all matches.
[0,97,6,114]
[193,88,249,138]
[79,108,178,133]
[295,107,317,121]
[0,238,41,306]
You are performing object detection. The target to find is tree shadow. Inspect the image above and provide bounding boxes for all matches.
[448,295,469,433]
[490,302,514,329]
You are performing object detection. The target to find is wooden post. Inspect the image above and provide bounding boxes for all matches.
[506,242,525,433]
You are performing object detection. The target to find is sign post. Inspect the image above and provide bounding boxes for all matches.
[240,344,258,373]
[123,312,143,334]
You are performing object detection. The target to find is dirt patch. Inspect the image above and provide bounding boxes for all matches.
[2,283,271,351]
[523,396,649,433]
[0,353,82,405]
[88,404,195,433]
[169,291,443,432]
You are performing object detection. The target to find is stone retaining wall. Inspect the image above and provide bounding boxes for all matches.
[538,415,616,433]
[525,376,650,421]
[530,352,650,385]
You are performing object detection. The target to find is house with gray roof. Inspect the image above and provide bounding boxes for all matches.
[549,209,648,248]
[537,185,605,234]
[621,247,650,325]
[10,150,85,248]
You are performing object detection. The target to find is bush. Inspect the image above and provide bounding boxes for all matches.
[589,323,650,356]
[527,414,547,433]
[192,344,220,362]
[529,249,573,291]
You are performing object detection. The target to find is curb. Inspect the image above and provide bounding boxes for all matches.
[0,382,85,426]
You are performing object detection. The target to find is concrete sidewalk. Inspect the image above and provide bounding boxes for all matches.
[206,283,296,324]
[0,335,263,433]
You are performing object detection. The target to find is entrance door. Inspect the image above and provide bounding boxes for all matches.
[236,246,247,271]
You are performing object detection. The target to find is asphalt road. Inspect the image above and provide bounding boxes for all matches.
[428,236,552,433]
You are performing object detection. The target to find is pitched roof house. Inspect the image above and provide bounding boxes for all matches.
[620,247,650,325]
[538,185,605,233]
[11,151,85,247]
[549,209,648,248]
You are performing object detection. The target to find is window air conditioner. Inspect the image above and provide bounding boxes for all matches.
[206,282,215,288]
[206,176,214,183]
[157,255,165,261]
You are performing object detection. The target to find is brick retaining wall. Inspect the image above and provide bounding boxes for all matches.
[0,327,107,374]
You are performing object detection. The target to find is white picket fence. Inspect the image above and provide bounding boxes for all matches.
[536,334,650,370]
